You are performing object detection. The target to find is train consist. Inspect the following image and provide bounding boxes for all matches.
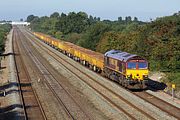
[33,32,149,89]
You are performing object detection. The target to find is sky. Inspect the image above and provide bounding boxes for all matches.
[0,0,180,22]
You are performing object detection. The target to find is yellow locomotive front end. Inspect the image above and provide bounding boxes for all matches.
[126,60,148,80]
[126,60,149,89]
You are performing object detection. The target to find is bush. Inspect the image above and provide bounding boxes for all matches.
[165,72,180,90]
[0,24,12,53]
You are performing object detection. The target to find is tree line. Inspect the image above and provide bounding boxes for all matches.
[27,12,143,49]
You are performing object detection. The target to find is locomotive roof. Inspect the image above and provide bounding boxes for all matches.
[105,50,142,62]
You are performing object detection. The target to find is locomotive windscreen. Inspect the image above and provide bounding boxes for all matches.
[138,62,148,69]
[127,62,136,69]
[127,60,148,69]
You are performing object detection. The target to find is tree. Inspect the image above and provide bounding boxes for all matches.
[97,17,101,21]
[50,12,60,18]
[89,15,94,24]
[134,17,138,22]
[55,31,63,39]
[55,11,89,34]
[61,13,67,17]
[118,17,122,22]
[27,15,37,22]
[78,22,110,50]
[125,16,132,23]
[122,23,139,33]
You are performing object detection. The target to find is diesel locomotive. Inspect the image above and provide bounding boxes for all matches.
[104,50,148,89]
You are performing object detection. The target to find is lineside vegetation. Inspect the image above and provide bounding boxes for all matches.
[0,23,12,53]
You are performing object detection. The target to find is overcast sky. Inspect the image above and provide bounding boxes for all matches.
[0,0,180,21]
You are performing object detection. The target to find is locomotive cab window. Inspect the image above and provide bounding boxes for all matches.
[138,62,147,69]
[127,62,136,69]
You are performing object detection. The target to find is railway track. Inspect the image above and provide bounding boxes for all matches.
[23,29,159,119]
[133,91,180,119]
[16,27,91,120]
[13,27,47,120]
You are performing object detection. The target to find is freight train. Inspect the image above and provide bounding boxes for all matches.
[33,32,149,89]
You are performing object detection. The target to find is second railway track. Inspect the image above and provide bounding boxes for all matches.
[133,91,180,119]
[13,27,47,120]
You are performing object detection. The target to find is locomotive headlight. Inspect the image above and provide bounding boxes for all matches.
[143,75,148,78]
[127,74,132,79]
